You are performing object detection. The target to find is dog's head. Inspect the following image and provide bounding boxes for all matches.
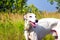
[24,13,38,28]
[24,13,38,22]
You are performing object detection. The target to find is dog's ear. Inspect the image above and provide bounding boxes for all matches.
[24,15,27,20]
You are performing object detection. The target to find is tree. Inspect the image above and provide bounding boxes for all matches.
[11,0,27,13]
[48,0,60,12]
[28,4,40,13]
[0,0,14,12]
[0,0,27,13]
[20,4,40,14]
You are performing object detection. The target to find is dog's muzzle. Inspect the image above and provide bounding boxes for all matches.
[29,21,36,28]
[35,20,38,23]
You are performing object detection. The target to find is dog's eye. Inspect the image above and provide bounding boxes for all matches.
[29,16,32,18]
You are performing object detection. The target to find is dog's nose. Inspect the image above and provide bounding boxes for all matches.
[35,20,38,23]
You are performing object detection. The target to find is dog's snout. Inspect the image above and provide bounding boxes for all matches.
[35,20,38,23]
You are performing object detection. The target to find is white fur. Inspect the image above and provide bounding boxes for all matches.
[24,13,38,40]
[38,18,60,40]
[24,13,60,40]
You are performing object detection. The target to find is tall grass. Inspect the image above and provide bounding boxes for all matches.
[0,12,60,40]
[0,13,25,40]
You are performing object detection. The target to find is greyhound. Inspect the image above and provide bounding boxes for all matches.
[24,13,38,40]
[24,13,60,40]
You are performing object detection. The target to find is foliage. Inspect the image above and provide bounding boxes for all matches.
[0,12,60,40]
[0,0,27,13]
[19,4,40,14]
[28,4,40,13]
[48,0,60,12]
[0,0,41,14]
[0,0,15,12]
[13,0,27,13]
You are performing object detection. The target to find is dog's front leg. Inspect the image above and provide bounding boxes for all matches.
[29,31,38,40]
[24,31,29,40]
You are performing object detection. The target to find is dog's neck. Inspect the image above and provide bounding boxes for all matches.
[24,20,31,30]
[24,20,34,32]
[24,20,29,27]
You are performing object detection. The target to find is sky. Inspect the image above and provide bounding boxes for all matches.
[27,0,57,12]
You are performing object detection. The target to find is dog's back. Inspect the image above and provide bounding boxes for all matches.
[37,18,60,40]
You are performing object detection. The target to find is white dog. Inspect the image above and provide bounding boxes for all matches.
[24,13,38,40]
[24,13,60,40]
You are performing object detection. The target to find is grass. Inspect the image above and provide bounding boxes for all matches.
[0,13,25,40]
[0,12,60,40]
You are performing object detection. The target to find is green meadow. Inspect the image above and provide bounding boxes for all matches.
[0,12,60,40]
